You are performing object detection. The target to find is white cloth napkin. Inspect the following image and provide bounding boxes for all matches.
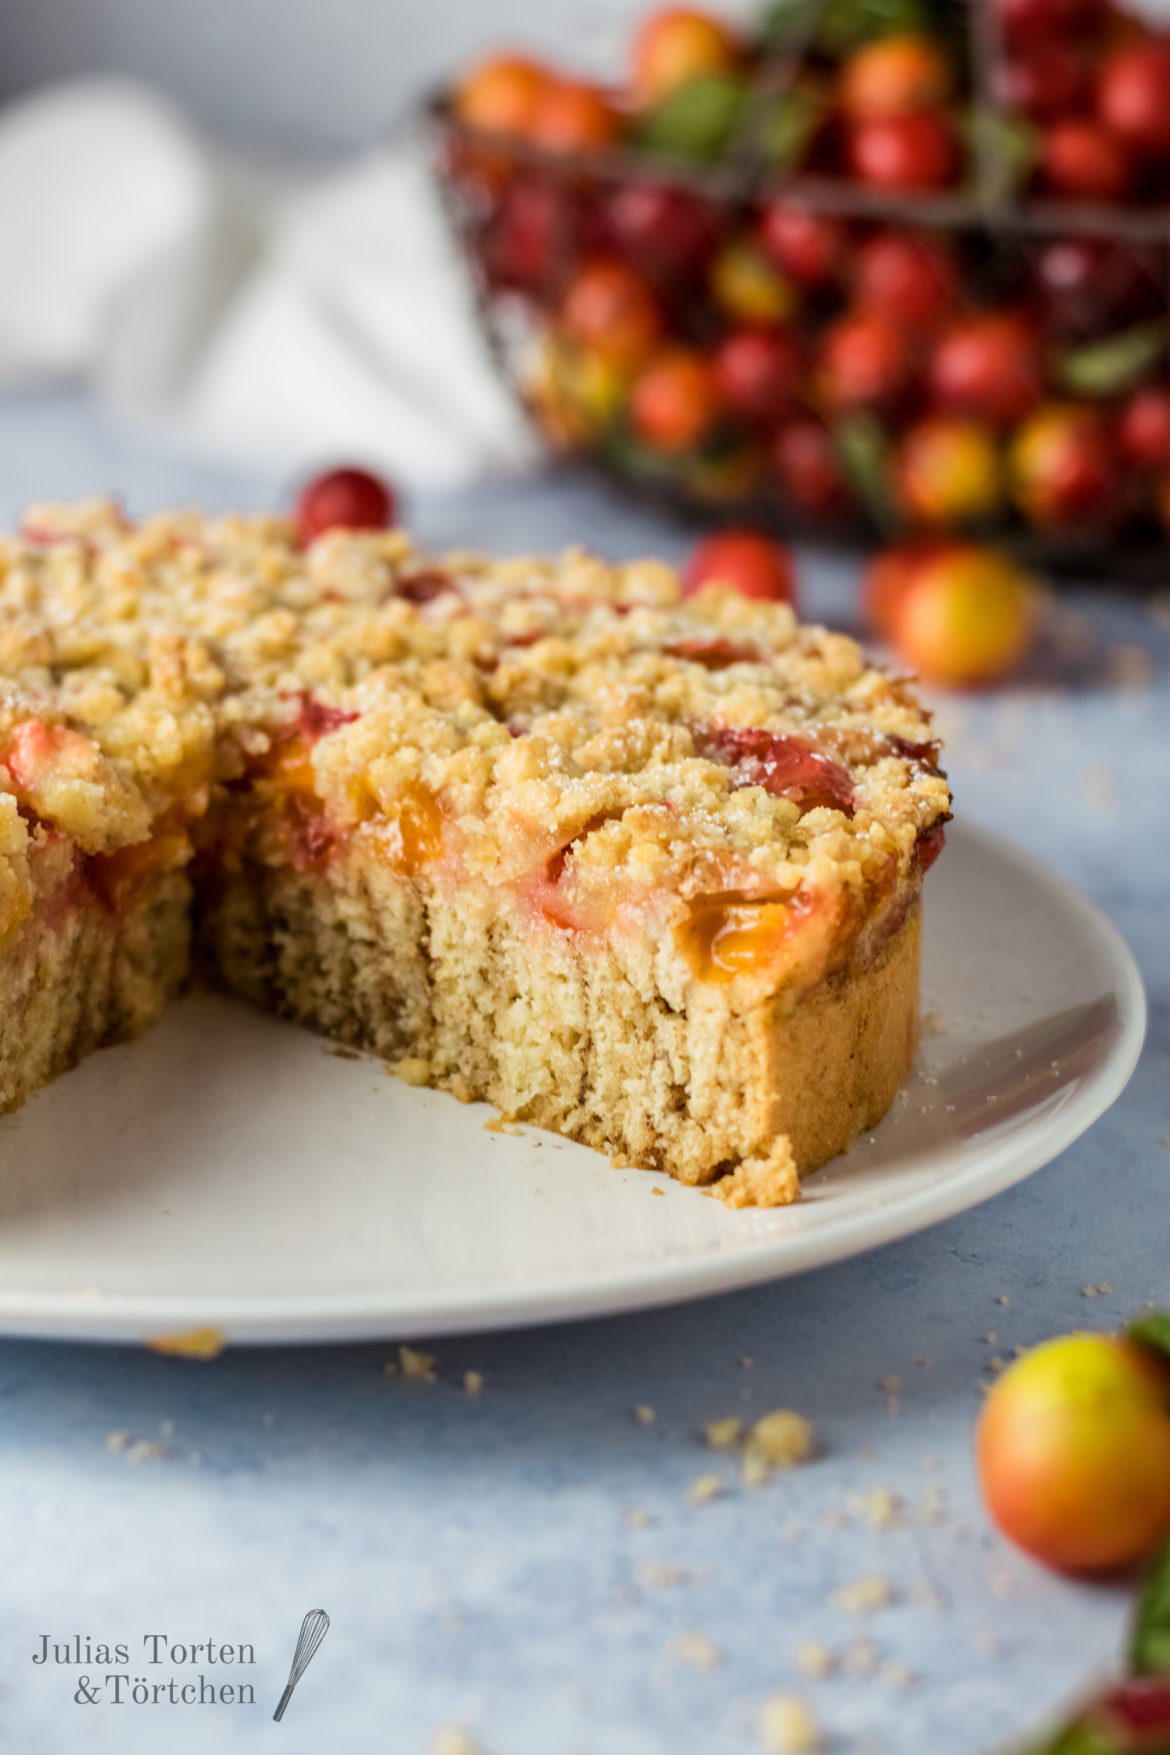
[0,77,539,489]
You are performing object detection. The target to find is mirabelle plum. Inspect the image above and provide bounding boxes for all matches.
[758,202,844,290]
[603,182,716,283]
[710,240,796,326]
[295,468,395,543]
[1009,403,1118,528]
[861,540,957,638]
[712,327,803,424]
[928,314,1042,429]
[561,258,662,366]
[839,34,953,118]
[631,7,740,107]
[853,231,958,330]
[630,348,721,451]
[894,418,1003,526]
[978,1333,1170,1573]
[1039,121,1133,201]
[772,419,852,514]
[819,309,912,412]
[529,80,622,154]
[453,56,552,138]
[1099,40,1170,160]
[890,545,1035,687]
[847,112,959,191]
[683,530,797,605]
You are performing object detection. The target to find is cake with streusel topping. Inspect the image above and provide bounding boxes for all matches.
[0,498,949,1205]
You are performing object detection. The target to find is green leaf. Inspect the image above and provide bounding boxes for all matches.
[1127,1308,1170,1365]
[1056,325,1166,399]
[758,88,824,171]
[964,105,1037,200]
[760,0,823,51]
[600,427,684,485]
[632,74,747,165]
[765,0,941,55]
[1017,1714,1118,1755]
[1132,1539,1170,1677]
[833,414,895,530]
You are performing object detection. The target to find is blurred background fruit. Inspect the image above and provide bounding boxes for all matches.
[977,1330,1170,1574]
[630,346,721,449]
[631,6,741,107]
[1009,403,1119,527]
[561,258,663,365]
[683,527,797,602]
[1098,40,1170,161]
[294,466,396,544]
[846,109,959,189]
[885,543,1035,685]
[437,0,1170,583]
[453,55,550,138]
[894,417,1003,526]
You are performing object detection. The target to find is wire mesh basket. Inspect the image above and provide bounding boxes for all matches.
[430,0,1170,576]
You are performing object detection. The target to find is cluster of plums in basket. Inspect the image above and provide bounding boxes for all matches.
[446,8,1170,538]
[452,1,1170,200]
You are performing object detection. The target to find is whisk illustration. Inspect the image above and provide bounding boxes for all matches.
[272,1609,330,1722]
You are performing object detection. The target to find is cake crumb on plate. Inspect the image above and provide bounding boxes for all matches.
[795,1641,837,1679]
[670,1631,721,1673]
[759,1692,824,1753]
[688,1474,725,1506]
[389,1345,436,1382]
[431,1725,491,1755]
[832,1574,895,1614]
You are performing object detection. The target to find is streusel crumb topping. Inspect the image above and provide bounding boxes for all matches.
[0,499,949,971]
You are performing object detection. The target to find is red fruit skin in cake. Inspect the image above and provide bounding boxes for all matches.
[664,637,762,671]
[284,694,360,742]
[915,822,946,871]
[283,797,344,872]
[258,696,361,872]
[700,725,855,816]
[4,720,90,794]
[396,569,461,606]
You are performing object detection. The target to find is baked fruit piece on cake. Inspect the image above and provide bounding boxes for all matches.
[0,499,950,1205]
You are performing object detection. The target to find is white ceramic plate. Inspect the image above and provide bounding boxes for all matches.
[0,821,1144,1345]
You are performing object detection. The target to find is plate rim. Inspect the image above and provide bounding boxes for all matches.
[0,820,1146,1345]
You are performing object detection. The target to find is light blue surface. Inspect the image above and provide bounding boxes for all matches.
[0,389,1166,1755]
